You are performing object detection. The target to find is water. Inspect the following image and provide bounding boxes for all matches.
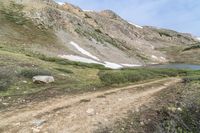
[149,64,200,70]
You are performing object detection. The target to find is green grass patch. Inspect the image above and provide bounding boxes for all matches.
[98,68,190,85]
[19,68,52,79]
[55,68,73,74]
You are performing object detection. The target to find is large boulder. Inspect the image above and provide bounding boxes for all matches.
[32,76,55,84]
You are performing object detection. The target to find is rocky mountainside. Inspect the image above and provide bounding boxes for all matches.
[0,0,199,68]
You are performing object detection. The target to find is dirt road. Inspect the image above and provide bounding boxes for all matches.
[0,78,181,133]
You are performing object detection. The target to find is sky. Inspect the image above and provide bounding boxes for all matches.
[56,0,200,36]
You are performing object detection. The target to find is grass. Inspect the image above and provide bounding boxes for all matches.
[98,68,190,85]
[19,68,52,79]
[0,49,102,97]
[54,68,74,74]
[0,68,13,91]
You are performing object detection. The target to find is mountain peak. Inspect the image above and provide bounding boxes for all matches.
[99,10,120,19]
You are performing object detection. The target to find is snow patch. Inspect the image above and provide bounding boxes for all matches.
[58,55,101,64]
[55,1,65,5]
[104,61,123,69]
[70,41,100,61]
[121,64,141,67]
[197,37,200,41]
[128,22,143,29]
[83,10,95,12]
[58,55,122,69]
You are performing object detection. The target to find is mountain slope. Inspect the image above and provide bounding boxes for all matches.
[0,0,199,67]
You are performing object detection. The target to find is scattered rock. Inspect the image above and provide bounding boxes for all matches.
[86,108,95,116]
[32,119,46,127]
[32,76,55,84]
[168,107,182,112]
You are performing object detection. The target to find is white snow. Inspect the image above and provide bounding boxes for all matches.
[104,61,123,69]
[128,22,143,29]
[121,64,142,67]
[70,41,100,61]
[55,1,65,5]
[83,10,94,12]
[58,55,101,64]
[58,55,123,69]
[197,37,200,41]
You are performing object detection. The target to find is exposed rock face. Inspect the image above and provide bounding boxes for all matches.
[1,0,199,65]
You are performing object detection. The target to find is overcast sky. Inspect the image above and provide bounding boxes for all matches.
[56,0,200,36]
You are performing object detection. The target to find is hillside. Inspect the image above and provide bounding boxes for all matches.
[0,0,199,68]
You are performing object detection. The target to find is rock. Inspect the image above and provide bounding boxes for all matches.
[32,119,46,127]
[32,76,54,84]
[86,108,95,116]
[22,80,28,83]
[118,98,122,101]
[13,122,21,126]
[140,121,145,126]
[177,107,183,112]
[2,103,9,106]
[32,127,40,133]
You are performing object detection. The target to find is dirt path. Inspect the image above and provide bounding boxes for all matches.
[0,78,181,133]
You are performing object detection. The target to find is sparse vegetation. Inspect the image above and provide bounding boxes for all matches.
[183,43,200,51]
[0,1,27,25]
[158,31,172,37]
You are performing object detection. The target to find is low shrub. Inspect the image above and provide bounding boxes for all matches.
[19,68,51,79]
[98,68,189,85]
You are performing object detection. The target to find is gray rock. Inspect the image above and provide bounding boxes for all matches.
[86,108,95,116]
[32,76,54,84]
[32,119,46,127]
